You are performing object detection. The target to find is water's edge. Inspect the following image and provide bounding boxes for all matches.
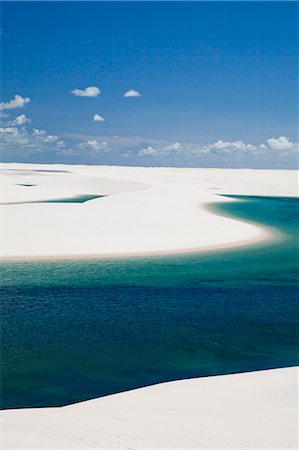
[1,195,298,409]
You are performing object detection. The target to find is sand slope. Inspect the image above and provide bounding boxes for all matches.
[2,367,298,449]
[2,164,298,259]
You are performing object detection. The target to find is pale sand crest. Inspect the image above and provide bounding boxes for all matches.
[1,164,298,259]
[2,367,298,449]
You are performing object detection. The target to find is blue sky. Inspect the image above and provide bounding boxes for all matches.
[1,1,298,168]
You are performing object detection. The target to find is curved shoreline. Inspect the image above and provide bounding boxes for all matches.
[1,203,271,262]
[2,163,286,261]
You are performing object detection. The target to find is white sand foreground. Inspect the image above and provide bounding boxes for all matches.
[1,164,298,258]
[2,367,298,449]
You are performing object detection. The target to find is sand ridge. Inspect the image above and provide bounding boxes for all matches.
[2,164,297,259]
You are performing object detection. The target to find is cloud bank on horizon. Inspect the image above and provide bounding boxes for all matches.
[0,92,297,168]
[1,1,297,168]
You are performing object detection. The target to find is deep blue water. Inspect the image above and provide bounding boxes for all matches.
[1,195,298,409]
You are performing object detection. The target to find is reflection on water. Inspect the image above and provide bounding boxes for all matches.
[1,195,298,409]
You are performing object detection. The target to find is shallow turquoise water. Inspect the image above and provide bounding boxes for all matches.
[42,194,106,203]
[1,195,298,409]
[4,194,105,205]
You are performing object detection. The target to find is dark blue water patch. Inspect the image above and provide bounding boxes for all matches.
[2,194,106,205]
[41,194,106,203]
[1,284,298,409]
[1,195,299,409]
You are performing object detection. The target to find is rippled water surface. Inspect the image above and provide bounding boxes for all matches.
[1,195,298,408]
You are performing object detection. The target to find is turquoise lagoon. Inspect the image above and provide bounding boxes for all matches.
[1,195,298,408]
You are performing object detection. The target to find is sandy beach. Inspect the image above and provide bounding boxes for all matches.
[1,164,298,259]
[2,367,298,449]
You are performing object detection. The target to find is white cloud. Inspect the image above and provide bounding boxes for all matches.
[0,126,33,155]
[64,133,164,150]
[138,142,185,157]
[44,135,59,143]
[138,146,158,157]
[71,86,101,97]
[93,114,105,122]
[0,125,65,158]
[12,114,31,126]
[209,140,253,151]
[123,89,142,98]
[266,136,298,152]
[0,127,32,146]
[78,139,108,152]
[138,137,299,160]
[0,113,31,127]
[32,130,59,143]
[202,140,261,155]
[32,128,46,137]
[0,95,31,111]
[32,129,65,148]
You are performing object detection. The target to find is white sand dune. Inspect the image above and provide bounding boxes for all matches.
[2,367,298,449]
[1,164,298,259]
